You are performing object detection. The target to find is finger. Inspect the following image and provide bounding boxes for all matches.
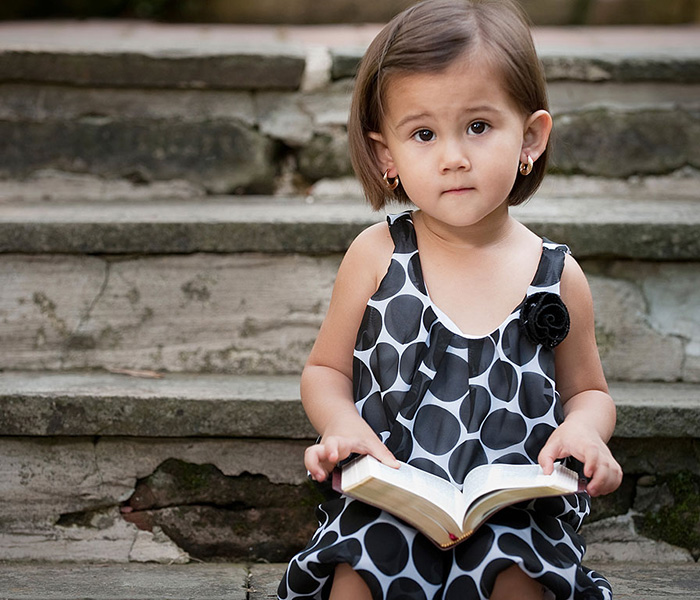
[367,439,400,469]
[304,445,324,481]
[582,448,599,480]
[538,439,563,475]
[305,444,334,482]
[323,437,341,465]
[587,459,623,497]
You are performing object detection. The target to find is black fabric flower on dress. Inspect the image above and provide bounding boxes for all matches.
[520,292,570,348]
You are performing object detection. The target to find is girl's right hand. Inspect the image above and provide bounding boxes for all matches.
[305,433,399,482]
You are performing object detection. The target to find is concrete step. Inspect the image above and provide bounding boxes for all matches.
[0,370,698,564]
[1,194,698,381]
[1,192,699,258]
[0,371,698,440]
[0,561,699,600]
[0,22,698,193]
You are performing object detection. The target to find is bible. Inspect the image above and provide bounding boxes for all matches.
[333,455,585,549]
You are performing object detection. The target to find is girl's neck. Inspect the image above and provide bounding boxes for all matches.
[412,204,518,252]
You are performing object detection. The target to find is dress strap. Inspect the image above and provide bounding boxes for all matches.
[529,239,570,291]
[386,211,418,254]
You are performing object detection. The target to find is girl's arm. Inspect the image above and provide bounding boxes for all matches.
[538,254,623,497]
[302,222,400,482]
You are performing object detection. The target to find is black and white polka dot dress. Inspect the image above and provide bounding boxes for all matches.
[278,212,612,600]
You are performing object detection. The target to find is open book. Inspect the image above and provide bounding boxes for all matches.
[333,455,585,549]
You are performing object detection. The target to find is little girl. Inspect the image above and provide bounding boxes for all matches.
[278,1,622,598]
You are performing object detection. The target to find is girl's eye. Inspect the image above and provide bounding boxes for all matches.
[468,121,489,135]
[413,129,435,142]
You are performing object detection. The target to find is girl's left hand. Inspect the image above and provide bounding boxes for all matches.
[538,421,623,497]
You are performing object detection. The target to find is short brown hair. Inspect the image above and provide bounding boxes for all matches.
[348,0,549,210]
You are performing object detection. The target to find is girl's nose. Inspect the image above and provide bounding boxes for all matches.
[439,138,470,172]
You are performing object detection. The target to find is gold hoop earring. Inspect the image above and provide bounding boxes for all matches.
[383,169,399,191]
[519,155,534,176]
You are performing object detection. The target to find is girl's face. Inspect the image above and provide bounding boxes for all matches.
[370,51,551,233]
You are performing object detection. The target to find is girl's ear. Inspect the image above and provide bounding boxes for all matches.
[521,110,552,164]
[367,131,397,176]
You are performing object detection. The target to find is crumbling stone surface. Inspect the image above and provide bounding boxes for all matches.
[122,459,323,562]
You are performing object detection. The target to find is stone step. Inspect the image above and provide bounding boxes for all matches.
[0,370,698,564]
[0,192,699,259]
[0,561,696,600]
[2,22,699,88]
[0,22,698,193]
[0,371,698,440]
[0,561,698,600]
[1,194,698,381]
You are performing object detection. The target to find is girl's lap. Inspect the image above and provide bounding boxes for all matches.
[282,497,607,600]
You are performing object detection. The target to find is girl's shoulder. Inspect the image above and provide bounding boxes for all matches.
[560,252,594,309]
[346,219,394,261]
[339,219,395,292]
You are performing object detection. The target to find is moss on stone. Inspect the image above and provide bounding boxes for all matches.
[636,471,700,558]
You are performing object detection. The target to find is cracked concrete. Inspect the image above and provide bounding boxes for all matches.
[0,436,308,562]
[0,253,335,374]
[2,252,699,381]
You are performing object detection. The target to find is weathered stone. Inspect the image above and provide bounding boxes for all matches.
[250,563,290,600]
[634,471,700,558]
[552,109,700,177]
[332,49,700,84]
[0,198,382,254]
[0,119,277,194]
[0,48,306,90]
[588,475,636,522]
[132,505,316,562]
[0,169,206,202]
[0,253,337,374]
[583,513,694,563]
[609,438,700,477]
[0,84,257,124]
[547,81,700,114]
[0,436,307,531]
[129,527,192,564]
[120,459,323,562]
[0,562,249,598]
[255,92,315,147]
[0,438,107,528]
[296,131,353,181]
[126,458,321,511]
[542,55,700,83]
[0,372,314,439]
[95,438,309,488]
[0,435,309,558]
[299,88,352,127]
[637,264,700,382]
[587,273,685,382]
[330,48,363,80]
[609,382,700,437]
[3,195,698,259]
[0,507,188,563]
[634,482,675,514]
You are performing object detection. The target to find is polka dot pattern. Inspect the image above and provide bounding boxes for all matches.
[278,212,611,600]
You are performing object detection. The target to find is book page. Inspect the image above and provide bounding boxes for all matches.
[459,463,578,517]
[343,457,464,525]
